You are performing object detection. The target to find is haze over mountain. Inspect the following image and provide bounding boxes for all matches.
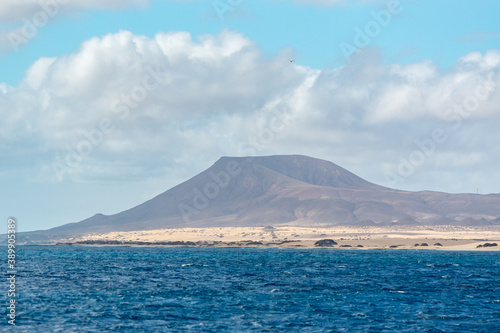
[17,155,500,242]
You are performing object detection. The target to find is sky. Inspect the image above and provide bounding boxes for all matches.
[1,0,499,232]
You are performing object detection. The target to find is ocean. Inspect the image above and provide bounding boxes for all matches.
[3,246,500,332]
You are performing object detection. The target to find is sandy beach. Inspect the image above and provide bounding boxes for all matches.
[58,225,500,251]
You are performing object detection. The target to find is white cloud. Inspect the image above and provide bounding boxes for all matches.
[1,30,500,194]
[0,0,148,53]
[0,0,148,23]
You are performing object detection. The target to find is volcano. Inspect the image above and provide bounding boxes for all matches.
[18,155,500,242]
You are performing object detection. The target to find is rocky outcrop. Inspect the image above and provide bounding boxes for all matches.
[314,239,338,247]
[477,243,498,248]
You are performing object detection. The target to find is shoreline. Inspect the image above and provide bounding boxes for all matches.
[48,225,500,251]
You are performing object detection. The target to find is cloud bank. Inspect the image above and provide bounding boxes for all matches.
[1,30,499,193]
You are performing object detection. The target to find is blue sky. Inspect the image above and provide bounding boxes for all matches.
[2,0,499,84]
[1,0,500,231]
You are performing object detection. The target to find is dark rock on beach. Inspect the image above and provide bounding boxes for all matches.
[314,239,338,247]
[246,241,264,245]
[477,242,498,248]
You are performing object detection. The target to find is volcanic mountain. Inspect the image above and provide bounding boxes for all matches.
[18,155,500,242]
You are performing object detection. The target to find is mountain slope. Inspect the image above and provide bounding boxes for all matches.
[18,155,500,242]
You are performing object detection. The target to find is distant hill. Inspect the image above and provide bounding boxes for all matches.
[15,155,500,243]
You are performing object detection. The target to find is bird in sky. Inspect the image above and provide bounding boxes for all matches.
[288,59,295,63]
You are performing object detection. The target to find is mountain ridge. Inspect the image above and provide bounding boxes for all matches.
[14,155,500,243]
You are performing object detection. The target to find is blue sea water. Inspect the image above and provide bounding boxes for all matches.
[2,246,500,332]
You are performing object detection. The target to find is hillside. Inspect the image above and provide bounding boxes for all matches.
[16,155,500,243]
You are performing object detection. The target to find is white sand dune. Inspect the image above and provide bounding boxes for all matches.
[64,225,500,251]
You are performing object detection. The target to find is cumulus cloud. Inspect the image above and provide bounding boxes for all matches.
[0,30,308,181]
[1,30,500,193]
